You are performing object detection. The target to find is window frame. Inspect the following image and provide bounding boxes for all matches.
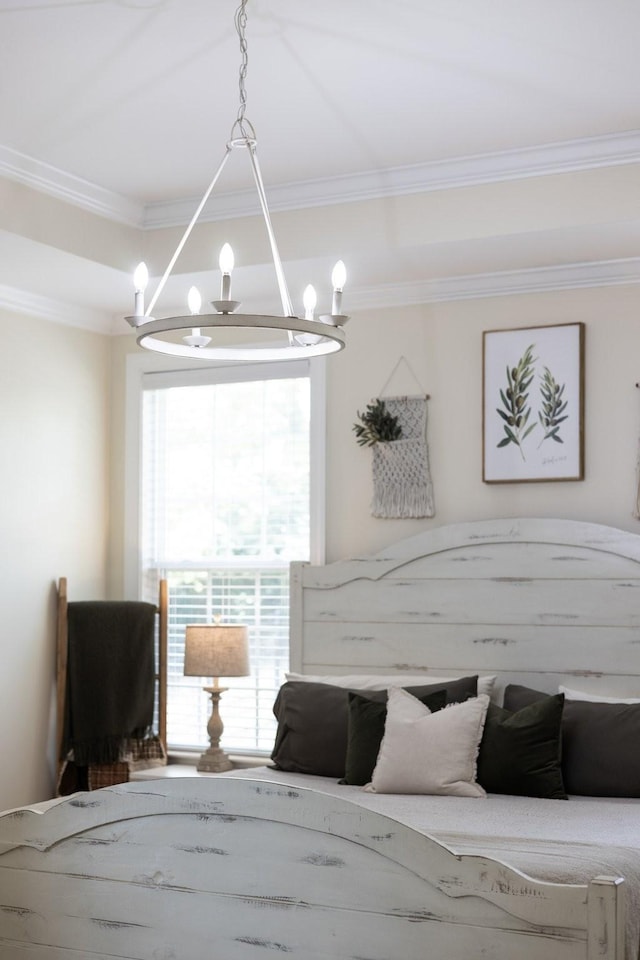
[124,351,327,601]
[123,350,326,756]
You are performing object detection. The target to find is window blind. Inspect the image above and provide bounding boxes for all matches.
[140,366,311,754]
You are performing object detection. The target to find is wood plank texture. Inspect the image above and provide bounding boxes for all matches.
[284,518,636,959]
[0,778,608,960]
[4,519,635,960]
[291,519,640,697]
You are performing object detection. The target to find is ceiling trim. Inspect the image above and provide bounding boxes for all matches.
[142,129,640,228]
[0,284,112,333]
[3,259,639,337]
[1,131,640,230]
[0,144,143,227]
[348,257,640,311]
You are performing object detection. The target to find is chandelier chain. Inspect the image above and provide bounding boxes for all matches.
[235,0,249,129]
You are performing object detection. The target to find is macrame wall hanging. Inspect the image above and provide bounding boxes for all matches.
[354,357,435,519]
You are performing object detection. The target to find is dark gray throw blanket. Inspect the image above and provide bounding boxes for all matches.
[63,601,157,766]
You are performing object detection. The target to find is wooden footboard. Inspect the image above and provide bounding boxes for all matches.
[0,778,625,960]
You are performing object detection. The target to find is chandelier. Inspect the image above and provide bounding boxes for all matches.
[126,0,347,361]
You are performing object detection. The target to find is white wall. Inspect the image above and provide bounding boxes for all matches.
[0,311,109,808]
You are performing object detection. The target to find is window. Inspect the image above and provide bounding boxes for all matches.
[134,359,323,755]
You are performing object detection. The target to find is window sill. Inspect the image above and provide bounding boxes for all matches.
[168,750,269,770]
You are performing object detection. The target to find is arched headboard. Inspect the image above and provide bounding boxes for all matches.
[290,518,640,700]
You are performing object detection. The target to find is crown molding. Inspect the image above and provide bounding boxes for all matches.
[2,131,640,230]
[143,129,640,229]
[0,144,143,226]
[0,284,112,334]
[3,259,639,336]
[349,258,640,311]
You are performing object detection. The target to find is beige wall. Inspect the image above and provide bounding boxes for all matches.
[6,149,640,808]
[326,284,640,561]
[109,282,640,577]
[0,311,110,808]
[7,271,637,808]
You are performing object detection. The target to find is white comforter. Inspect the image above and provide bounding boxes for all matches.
[231,766,640,959]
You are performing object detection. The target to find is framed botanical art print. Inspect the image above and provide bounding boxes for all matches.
[483,322,584,483]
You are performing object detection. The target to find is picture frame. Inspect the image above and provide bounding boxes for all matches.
[483,322,584,483]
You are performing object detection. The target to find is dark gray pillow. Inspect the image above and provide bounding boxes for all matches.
[477,696,567,799]
[504,684,640,797]
[271,676,478,778]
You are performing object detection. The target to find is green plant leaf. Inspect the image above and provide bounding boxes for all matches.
[353,398,402,447]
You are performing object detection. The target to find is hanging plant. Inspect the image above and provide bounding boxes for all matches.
[353,398,403,447]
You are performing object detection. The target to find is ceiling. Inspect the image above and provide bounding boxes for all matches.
[2,0,640,327]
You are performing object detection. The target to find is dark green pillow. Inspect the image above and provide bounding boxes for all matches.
[477,695,567,799]
[343,688,447,786]
[504,683,640,797]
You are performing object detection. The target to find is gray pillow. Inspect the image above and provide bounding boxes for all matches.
[504,684,640,797]
[271,676,479,778]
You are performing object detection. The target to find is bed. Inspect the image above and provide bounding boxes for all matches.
[1,517,640,960]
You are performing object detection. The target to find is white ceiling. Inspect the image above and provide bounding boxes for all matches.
[2,0,640,326]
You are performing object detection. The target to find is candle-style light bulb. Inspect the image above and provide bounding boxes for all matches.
[219,243,234,300]
[182,284,210,345]
[303,284,317,321]
[331,260,346,315]
[133,262,149,316]
[188,286,202,315]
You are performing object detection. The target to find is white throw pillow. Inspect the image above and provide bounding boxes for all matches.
[559,684,640,704]
[367,688,489,797]
[285,672,496,699]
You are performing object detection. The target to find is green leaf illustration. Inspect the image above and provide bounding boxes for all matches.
[537,367,568,447]
[495,344,537,460]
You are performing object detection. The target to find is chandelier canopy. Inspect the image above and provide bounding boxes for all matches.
[126,0,347,361]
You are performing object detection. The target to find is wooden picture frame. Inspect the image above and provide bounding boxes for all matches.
[483,322,584,483]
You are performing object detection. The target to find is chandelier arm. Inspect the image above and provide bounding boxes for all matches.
[246,144,296,319]
[145,146,233,318]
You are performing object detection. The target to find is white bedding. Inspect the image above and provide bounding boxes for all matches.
[230,766,640,959]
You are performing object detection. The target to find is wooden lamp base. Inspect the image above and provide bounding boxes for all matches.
[196,745,233,773]
[197,684,233,773]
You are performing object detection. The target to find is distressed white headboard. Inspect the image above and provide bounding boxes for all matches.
[290,518,640,700]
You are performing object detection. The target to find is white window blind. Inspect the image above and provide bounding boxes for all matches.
[140,363,312,754]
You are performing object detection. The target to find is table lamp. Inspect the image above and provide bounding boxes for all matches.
[183,623,250,772]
